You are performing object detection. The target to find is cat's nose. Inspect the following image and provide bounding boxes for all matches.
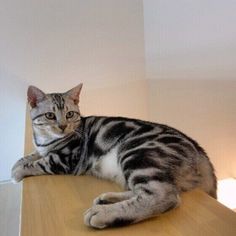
[59,124,67,131]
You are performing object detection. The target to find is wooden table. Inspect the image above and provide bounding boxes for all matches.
[21,175,236,236]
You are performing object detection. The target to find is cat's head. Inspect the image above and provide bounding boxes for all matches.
[28,84,83,138]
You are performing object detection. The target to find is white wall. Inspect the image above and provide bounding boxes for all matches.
[0,70,27,180]
[143,0,236,179]
[0,0,146,180]
[0,0,145,90]
[144,0,236,80]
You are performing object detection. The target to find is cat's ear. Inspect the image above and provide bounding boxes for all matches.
[65,83,83,105]
[27,86,46,108]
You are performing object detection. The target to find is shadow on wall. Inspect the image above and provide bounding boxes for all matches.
[0,68,28,180]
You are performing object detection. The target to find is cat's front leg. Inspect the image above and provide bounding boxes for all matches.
[11,152,70,183]
[11,152,44,183]
[24,151,43,162]
[12,152,41,175]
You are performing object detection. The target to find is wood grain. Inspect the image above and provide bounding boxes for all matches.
[21,175,236,236]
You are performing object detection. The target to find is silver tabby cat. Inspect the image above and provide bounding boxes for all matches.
[12,84,217,229]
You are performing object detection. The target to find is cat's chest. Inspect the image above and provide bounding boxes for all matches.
[91,147,125,186]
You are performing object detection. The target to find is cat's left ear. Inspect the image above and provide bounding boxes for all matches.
[65,83,83,105]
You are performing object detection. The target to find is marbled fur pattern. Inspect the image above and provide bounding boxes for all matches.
[12,84,217,229]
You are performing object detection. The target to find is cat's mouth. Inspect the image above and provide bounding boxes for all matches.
[49,127,70,137]
[58,127,75,136]
[46,125,74,138]
[58,129,70,135]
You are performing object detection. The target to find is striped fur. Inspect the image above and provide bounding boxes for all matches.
[12,84,217,229]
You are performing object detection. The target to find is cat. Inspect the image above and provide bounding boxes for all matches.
[12,83,217,229]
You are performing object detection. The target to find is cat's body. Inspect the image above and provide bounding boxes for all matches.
[12,84,217,229]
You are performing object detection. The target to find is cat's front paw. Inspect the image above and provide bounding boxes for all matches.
[11,167,24,183]
[84,205,110,229]
[11,158,33,183]
[84,205,134,229]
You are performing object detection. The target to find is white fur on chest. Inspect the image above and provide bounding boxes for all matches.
[92,147,125,186]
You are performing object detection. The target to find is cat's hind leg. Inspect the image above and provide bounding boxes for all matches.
[84,181,180,229]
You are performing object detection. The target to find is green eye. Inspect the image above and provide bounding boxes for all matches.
[66,111,74,119]
[45,112,56,120]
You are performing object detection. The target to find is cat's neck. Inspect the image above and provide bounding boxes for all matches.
[32,127,72,155]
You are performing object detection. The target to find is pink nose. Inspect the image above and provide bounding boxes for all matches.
[59,124,67,131]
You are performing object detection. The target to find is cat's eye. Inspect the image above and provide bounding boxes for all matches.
[66,111,74,119]
[45,112,56,120]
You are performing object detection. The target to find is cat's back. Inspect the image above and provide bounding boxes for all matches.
[83,115,202,148]
[82,115,210,166]
[82,116,216,197]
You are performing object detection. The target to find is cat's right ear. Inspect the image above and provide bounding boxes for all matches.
[27,86,46,108]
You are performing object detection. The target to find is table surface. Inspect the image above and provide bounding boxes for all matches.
[21,175,236,236]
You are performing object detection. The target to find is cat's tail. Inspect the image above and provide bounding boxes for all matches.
[198,155,217,199]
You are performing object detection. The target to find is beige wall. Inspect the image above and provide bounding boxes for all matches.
[148,79,236,180]
[81,80,148,119]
